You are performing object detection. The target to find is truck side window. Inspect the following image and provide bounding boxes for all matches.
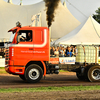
[19,33,26,42]
[17,30,32,42]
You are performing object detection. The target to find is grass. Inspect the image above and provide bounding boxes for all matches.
[59,70,68,72]
[0,67,5,69]
[0,85,100,93]
[0,71,7,74]
[0,67,7,74]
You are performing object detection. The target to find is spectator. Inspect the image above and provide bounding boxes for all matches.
[52,47,55,54]
[73,46,78,57]
[59,47,63,56]
[57,46,60,53]
[99,46,100,57]
[0,48,1,52]
[70,45,73,51]
[0,48,5,58]
[60,47,65,57]
[65,46,69,57]
[72,46,75,57]
[66,47,72,57]
[54,48,59,57]
[50,47,54,56]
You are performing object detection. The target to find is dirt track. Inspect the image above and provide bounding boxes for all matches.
[0,72,100,100]
[0,72,100,88]
[0,90,100,100]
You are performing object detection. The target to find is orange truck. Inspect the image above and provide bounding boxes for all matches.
[5,25,100,83]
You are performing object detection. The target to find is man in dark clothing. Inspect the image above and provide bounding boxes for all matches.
[26,32,32,41]
[65,46,72,57]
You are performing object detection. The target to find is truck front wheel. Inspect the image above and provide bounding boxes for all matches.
[19,75,26,81]
[25,64,43,83]
[87,65,100,82]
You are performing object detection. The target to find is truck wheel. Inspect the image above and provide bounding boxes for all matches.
[25,64,43,83]
[19,75,26,81]
[87,65,100,82]
[76,72,85,80]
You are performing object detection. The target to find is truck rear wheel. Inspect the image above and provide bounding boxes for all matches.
[87,65,100,82]
[25,64,43,83]
[76,72,85,80]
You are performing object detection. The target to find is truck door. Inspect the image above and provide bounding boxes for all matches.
[14,30,34,65]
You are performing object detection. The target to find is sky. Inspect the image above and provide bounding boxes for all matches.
[3,0,64,5]
[3,0,43,5]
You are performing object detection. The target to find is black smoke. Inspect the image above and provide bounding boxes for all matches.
[44,0,60,27]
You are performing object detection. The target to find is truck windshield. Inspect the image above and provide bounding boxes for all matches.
[9,32,16,42]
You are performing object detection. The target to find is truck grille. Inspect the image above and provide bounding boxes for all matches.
[5,48,9,65]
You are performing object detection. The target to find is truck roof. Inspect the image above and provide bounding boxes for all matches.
[8,26,48,33]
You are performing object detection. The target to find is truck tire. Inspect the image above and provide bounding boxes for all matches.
[87,65,100,82]
[19,75,26,81]
[25,64,43,83]
[76,72,85,80]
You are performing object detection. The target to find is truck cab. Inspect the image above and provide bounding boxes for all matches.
[5,26,50,83]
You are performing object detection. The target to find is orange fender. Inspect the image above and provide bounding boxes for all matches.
[41,61,46,76]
